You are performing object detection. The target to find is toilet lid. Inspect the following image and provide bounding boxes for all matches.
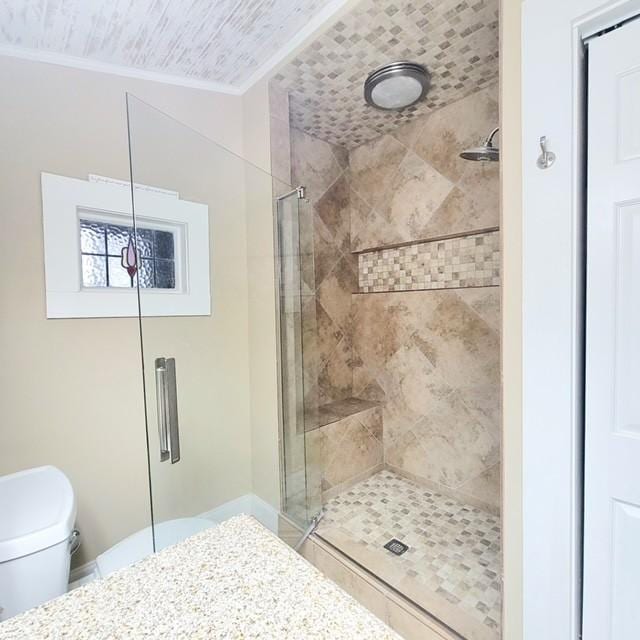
[0,466,76,563]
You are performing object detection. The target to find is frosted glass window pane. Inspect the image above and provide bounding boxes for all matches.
[82,255,107,287]
[80,221,105,254]
[154,231,174,259]
[107,256,134,288]
[79,218,176,290]
[140,258,155,288]
[135,229,154,257]
[155,260,175,289]
[106,224,131,256]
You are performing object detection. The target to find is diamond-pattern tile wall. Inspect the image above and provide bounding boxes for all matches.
[270,0,499,148]
[283,90,501,515]
[350,287,501,513]
[290,127,358,413]
[348,86,499,253]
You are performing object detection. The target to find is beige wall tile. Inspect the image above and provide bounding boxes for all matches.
[350,134,407,211]
[317,336,352,405]
[317,255,357,333]
[383,151,454,242]
[322,414,383,490]
[352,290,501,510]
[412,87,499,184]
[305,536,460,640]
[457,462,502,512]
[269,115,291,185]
[311,544,389,623]
[387,601,453,640]
[351,87,500,252]
[291,127,344,203]
[316,174,351,254]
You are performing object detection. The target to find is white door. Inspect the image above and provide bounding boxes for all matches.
[584,18,640,640]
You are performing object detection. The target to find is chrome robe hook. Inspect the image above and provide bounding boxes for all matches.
[537,136,556,169]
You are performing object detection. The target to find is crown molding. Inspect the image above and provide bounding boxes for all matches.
[0,44,243,95]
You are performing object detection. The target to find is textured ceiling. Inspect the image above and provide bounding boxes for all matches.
[270,0,499,148]
[0,0,332,87]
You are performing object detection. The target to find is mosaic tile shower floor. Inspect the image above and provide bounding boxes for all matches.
[317,470,501,639]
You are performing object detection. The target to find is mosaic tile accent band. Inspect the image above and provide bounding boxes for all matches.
[358,230,500,293]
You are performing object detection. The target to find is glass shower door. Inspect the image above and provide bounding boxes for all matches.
[125,95,319,552]
[275,189,322,528]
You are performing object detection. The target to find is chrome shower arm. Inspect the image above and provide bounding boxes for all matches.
[485,127,500,148]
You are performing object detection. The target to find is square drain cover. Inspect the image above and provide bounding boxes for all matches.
[384,538,408,556]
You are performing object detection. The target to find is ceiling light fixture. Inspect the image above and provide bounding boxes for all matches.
[364,61,431,111]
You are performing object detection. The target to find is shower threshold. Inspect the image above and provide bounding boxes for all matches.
[315,469,501,640]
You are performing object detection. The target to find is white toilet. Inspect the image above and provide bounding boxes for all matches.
[0,466,78,621]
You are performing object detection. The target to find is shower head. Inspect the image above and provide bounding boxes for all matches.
[364,61,431,111]
[460,127,500,162]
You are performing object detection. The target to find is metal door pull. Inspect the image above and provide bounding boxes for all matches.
[154,357,181,464]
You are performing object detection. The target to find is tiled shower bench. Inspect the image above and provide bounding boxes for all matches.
[305,397,385,501]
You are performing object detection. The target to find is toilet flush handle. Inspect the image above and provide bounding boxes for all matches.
[68,529,81,556]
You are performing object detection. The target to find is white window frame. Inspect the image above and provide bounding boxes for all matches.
[41,172,210,318]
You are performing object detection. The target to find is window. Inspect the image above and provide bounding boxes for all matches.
[80,220,176,289]
[41,173,211,318]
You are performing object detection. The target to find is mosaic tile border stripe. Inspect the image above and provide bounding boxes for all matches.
[358,230,500,293]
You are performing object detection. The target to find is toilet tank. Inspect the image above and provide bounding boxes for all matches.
[0,466,77,620]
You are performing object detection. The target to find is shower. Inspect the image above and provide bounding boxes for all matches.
[272,3,502,637]
[460,126,500,161]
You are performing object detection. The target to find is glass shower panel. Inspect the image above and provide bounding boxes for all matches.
[125,94,318,551]
[275,190,321,527]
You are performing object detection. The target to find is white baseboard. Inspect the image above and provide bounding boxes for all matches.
[69,493,281,589]
[197,493,280,534]
[68,560,98,591]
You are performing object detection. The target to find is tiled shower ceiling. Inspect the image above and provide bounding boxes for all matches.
[270,0,499,148]
[0,0,332,87]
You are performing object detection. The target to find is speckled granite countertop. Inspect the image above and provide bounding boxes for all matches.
[0,515,400,639]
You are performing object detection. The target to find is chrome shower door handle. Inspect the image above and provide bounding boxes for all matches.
[164,357,181,464]
[154,357,181,464]
[155,358,170,462]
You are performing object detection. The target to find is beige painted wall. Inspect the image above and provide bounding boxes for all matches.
[500,0,523,637]
[126,97,255,526]
[0,56,253,566]
[241,78,284,509]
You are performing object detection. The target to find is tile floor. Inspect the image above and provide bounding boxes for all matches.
[317,469,501,639]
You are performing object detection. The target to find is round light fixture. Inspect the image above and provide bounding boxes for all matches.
[364,61,431,111]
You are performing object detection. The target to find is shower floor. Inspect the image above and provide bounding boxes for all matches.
[316,469,501,640]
